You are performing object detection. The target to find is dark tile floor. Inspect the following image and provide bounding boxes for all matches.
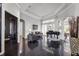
[4,39,64,56]
[4,40,18,56]
[21,39,54,56]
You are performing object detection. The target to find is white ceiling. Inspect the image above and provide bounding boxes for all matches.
[18,3,71,20]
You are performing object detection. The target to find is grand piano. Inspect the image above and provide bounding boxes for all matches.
[46,30,60,49]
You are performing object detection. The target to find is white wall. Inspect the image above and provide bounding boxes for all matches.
[4,3,19,17]
[20,12,41,38]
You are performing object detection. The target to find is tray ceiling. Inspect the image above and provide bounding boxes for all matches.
[18,3,71,19]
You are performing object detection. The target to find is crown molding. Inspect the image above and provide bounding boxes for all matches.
[43,4,66,18]
[16,3,72,20]
[42,4,72,20]
[16,3,41,20]
[42,4,67,20]
[57,4,74,17]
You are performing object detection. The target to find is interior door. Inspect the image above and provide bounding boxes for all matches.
[5,11,18,56]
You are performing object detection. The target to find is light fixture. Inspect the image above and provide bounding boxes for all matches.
[26,5,32,11]
[28,5,32,8]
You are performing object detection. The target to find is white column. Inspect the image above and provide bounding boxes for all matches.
[60,18,64,40]
[17,10,23,55]
[54,18,59,31]
[17,11,20,43]
[63,17,71,56]
[0,3,5,55]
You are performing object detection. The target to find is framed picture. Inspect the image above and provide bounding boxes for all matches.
[32,24,38,30]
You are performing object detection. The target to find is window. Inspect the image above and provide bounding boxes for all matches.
[42,19,54,24]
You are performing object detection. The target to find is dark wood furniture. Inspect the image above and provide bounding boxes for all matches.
[27,32,42,42]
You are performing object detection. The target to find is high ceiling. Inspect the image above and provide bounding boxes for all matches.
[18,3,71,20]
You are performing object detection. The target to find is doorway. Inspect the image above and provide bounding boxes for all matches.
[5,11,18,56]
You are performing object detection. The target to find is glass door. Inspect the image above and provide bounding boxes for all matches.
[42,24,48,47]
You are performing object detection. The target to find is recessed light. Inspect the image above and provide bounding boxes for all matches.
[28,5,32,8]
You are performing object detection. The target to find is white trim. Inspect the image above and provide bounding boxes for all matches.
[43,4,66,19]
[16,3,68,20]
[16,4,41,20]
[41,4,67,20]
[57,4,74,17]
[0,3,5,55]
